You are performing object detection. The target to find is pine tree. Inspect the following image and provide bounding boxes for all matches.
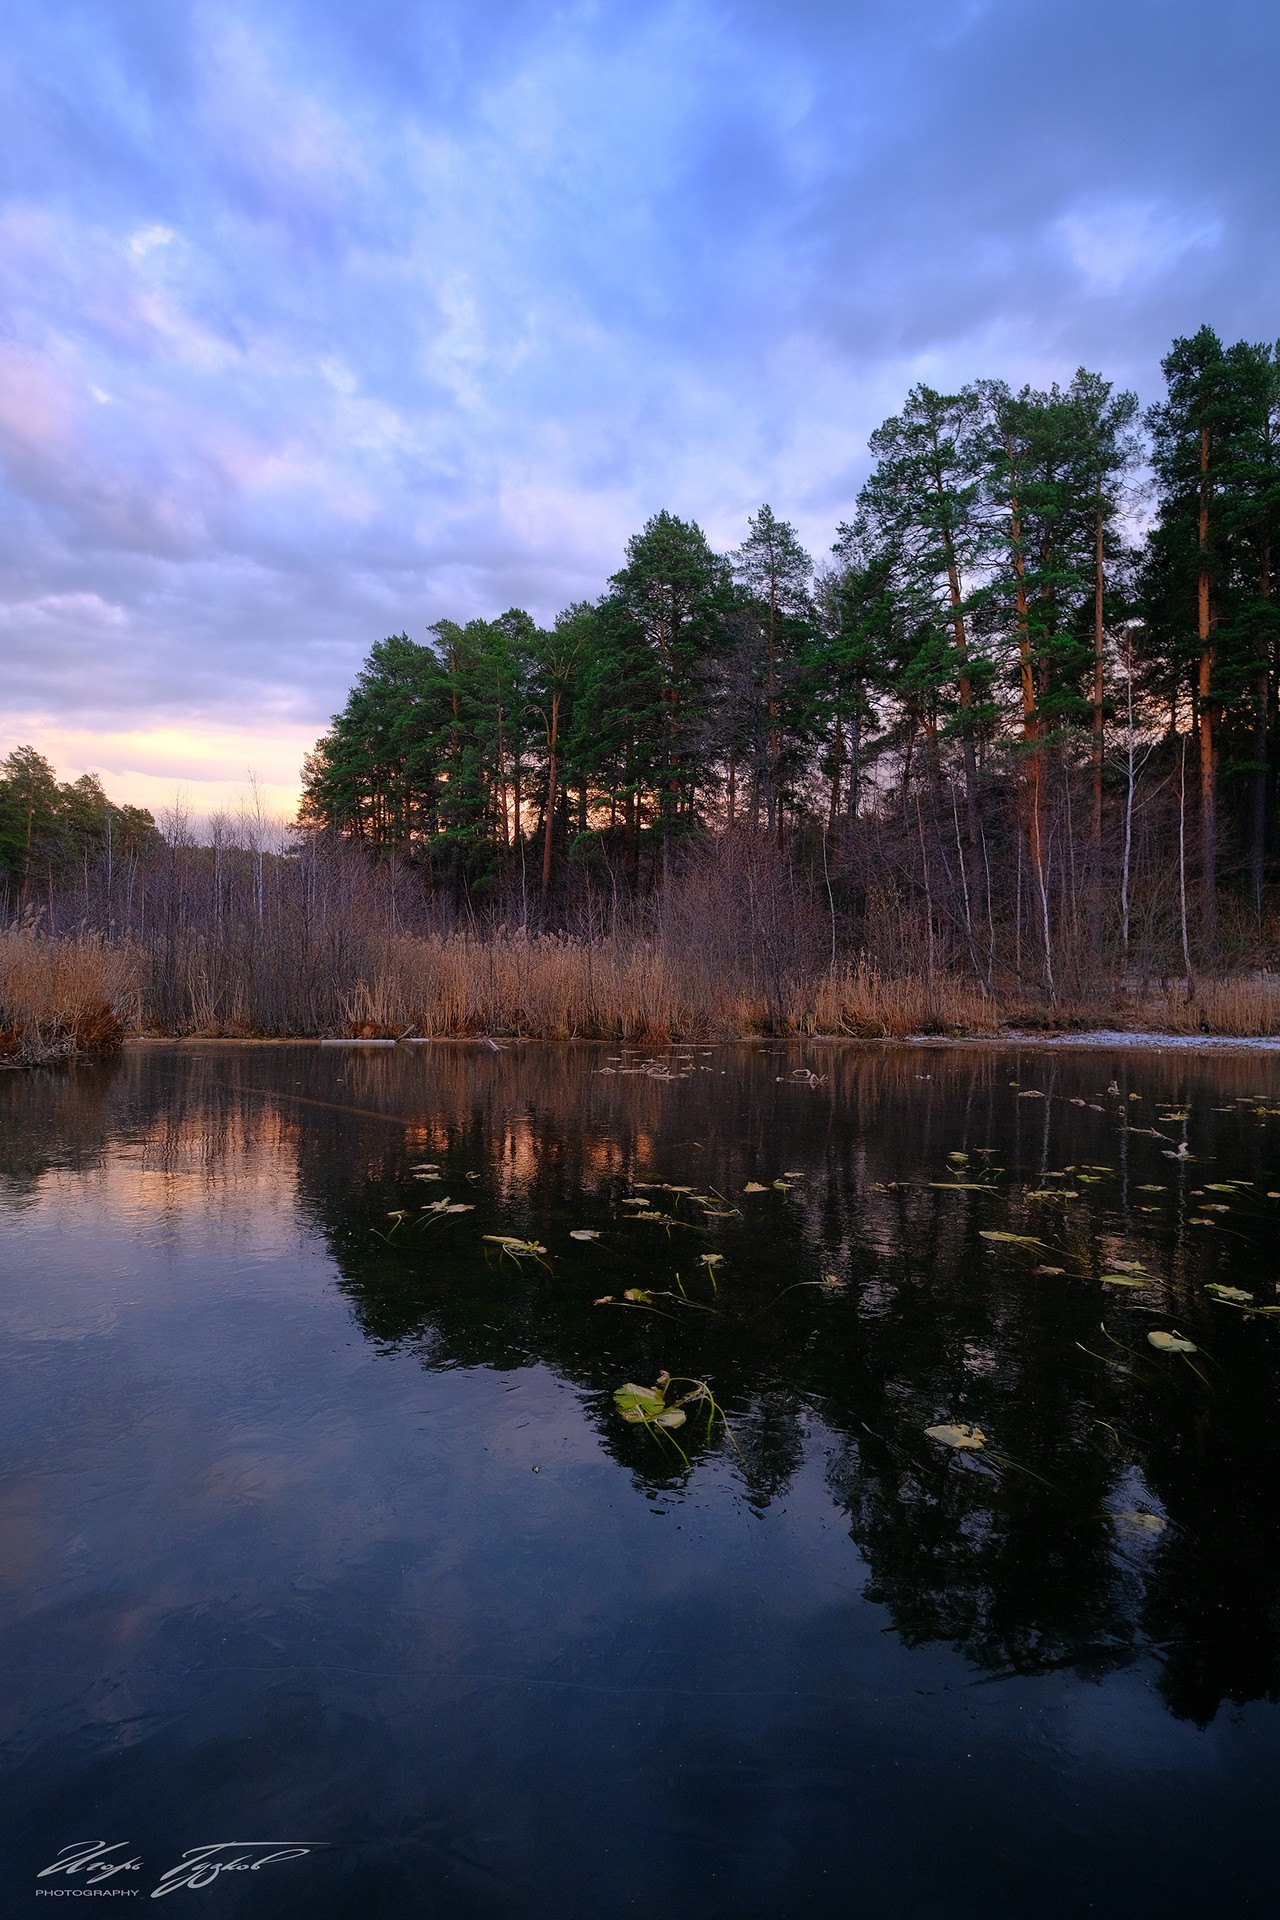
[729,505,816,842]
[855,384,992,844]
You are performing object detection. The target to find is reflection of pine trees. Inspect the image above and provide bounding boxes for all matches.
[291,1044,1280,1725]
[8,1042,1280,1725]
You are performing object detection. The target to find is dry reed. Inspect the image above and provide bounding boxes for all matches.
[0,928,139,1066]
[341,936,1001,1042]
[1134,975,1280,1038]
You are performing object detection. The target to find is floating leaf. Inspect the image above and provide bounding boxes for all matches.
[1148,1330,1197,1353]
[699,1253,724,1268]
[980,1231,1050,1251]
[569,1229,601,1242]
[444,1203,475,1214]
[1101,1273,1145,1287]
[614,1383,666,1422]
[930,1181,996,1192]
[743,1182,768,1194]
[925,1422,986,1450]
[1110,1260,1147,1273]
[1115,1510,1167,1536]
[483,1234,547,1256]
[652,1408,686,1429]
[1035,1264,1066,1275]
[1206,1284,1253,1303]
[623,1287,654,1304]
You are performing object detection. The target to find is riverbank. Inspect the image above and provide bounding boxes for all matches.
[4,925,1280,1062]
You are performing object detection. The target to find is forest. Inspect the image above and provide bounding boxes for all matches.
[4,323,1280,1046]
[298,325,1280,990]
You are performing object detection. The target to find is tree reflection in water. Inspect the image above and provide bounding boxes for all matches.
[7,1037,1279,1728]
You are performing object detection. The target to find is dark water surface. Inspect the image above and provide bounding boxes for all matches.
[4,1039,1280,1917]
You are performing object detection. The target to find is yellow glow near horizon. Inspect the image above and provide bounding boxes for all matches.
[1,720,313,824]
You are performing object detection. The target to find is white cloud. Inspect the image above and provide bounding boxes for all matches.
[1057,198,1222,293]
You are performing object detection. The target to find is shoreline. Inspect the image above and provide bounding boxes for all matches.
[111,1029,1280,1055]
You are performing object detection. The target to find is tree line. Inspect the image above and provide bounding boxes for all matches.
[0,745,158,905]
[298,326,1280,986]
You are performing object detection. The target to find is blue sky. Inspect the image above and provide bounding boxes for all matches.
[1,0,1277,815]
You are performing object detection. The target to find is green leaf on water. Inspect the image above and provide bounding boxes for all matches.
[925,1422,987,1450]
[569,1229,601,1241]
[1206,1284,1253,1303]
[614,1383,666,1422]
[1148,1330,1197,1353]
[1101,1274,1146,1287]
[743,1182,768,1193]
[623,1288,654,1304]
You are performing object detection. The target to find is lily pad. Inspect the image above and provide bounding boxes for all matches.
[1114,1510,1167,1536]
[925,1422,987,1450]
[614,1383,666,1422]
[1148,1330,1197,1353]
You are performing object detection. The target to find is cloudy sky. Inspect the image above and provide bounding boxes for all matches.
[1,0,1276,817]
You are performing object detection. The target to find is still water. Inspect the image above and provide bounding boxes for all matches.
[3,1039,1280,1916]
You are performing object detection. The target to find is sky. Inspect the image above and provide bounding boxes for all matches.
[1,0,1277,821]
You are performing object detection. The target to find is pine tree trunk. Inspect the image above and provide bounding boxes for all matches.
[1198,423,1218,951]
[1251,538,1272,919]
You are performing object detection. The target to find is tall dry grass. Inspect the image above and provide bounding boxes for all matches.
[340,935,1001,1042]
[0,928,139,1066]
[1133,975,1280,1038]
